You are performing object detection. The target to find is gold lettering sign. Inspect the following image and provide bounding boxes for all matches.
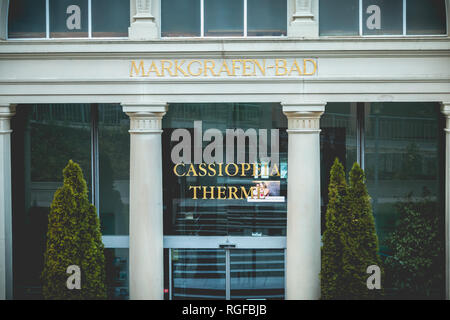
[130,58,318,78]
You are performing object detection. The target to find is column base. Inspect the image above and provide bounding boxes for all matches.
[288,20,319,38]
[128,20,158,40]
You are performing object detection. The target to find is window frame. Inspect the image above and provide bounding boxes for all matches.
[355,0,447,37]
[6,0,129,40]
[160,0,288,39]
[319,0,448,37]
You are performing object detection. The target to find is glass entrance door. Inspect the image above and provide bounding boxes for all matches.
[162,103,288,300]
[230,249,284,300]
[165,236,286,300]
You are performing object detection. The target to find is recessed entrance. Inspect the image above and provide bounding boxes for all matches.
[162,103,288,300]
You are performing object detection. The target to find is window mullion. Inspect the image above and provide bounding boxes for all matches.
[46,0,50,39]
[91,104,100,212]
[359,0,363,36]
[88,0,92,38]
[356,102,366,170]
[403,0,407,35]
[244,0,247,37]
[201,0,204,37]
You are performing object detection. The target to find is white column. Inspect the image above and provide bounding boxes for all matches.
[0,104,16,300]
[129,0,158,40]
[442,102,450,300]
[122,103,167,300]
[282,102,325,300]
[288,0,319,38]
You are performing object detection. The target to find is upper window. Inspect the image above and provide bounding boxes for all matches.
[8,0,130,39]
[161,0,287,37]
[319,0,447,36]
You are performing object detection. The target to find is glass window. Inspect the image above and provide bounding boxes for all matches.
[362,0,403,35]
[406,0,447,35]
[171,249,226,299]
[365,103,442,252]
[204,0,244,36]
[92,0,130,37]
[247,0,286,36]
[230,249,284,300]
[50,0,89,38]
[98,104,130,235]
[320,103,357,230]
[105,248,129,300]
[364,102,445,298]
[161,0,201,37]
[319,0,359,36]
[162,103,287,236]
[8,0,46,39]
[11,104,91,299]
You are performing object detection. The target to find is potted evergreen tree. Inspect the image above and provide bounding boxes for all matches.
[41,160,107,299]
[340,162,382,299]
[321,158,347,299]
[321,159,382,299]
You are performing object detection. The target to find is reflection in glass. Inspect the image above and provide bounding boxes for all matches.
[8,0,46,38]
[162,104,287,236]
[204,0,244,36]
[161,0,201,37]
[362,0,403,35]
[11,104,91,298]
[406,0,446,35]
[92,0,130,37]
[172,249,226,299]
[50,0,89,38]
[230,249,284,299]
[247,0,287,36]
[98,104,130,235]
[364,103,442,253]
[104,248,129,299]
[319,0,359,36]
[320,103,357,231]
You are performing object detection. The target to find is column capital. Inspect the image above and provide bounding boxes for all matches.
[441,102,450,116]
[0,105,16,134]
[122,103,167,134]
[282,102,325,133]
[441,102,450,132]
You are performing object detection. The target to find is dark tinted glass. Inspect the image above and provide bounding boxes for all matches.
[50,0,88,38]
[319,0,359,36]
[162,103,287,236]
[362,0,403,35]
[161,0,200,37]
[8,0,46,38]
[320,103,358,231]
[171,249,226,299]
[230,249,285,299]
[105,248,129,299]
[92,0,130,37]
[406,0,446,35]
[98,104,130,235]
[247,0,286,36]
[204,0,244,36]
[11,104,91,298]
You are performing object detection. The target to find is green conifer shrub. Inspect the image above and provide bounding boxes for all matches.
[41,160,107,299]
[320,158,347,299]
[340,162,382,299]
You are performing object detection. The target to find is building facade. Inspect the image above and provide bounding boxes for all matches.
[0,0,449,300]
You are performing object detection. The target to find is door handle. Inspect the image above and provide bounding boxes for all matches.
[219,244,236,249]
